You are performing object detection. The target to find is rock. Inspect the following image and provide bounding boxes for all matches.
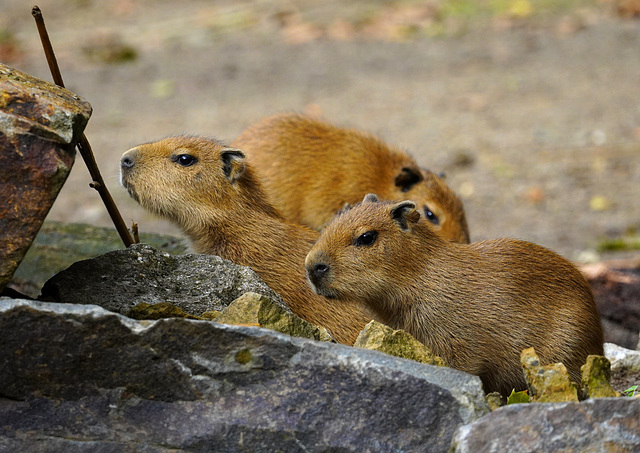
[580,355,618,398]
[216,292,334,342]
[8,220,189,298]
[605,342,640,394]
[0,298,489,452]
[128,301,203,320]
[521,347,579,403]
[354,319,446,366]
[606,342,640,373]
[200,310,221,320]
[450,398,640,453]
[485,392,503,410]
[0,64,92,293]
[40,243,287,316]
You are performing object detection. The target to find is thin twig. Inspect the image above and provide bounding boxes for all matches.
[31,6,64,86]
[32,6,136,247]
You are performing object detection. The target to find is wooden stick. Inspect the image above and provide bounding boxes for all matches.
[31,6,64,86]
[32,6,135,247]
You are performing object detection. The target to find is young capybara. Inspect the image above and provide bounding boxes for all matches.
[119,135,374,344]
[305,194,604,395]
[232,113,470,243]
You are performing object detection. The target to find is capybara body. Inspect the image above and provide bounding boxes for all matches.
[305,194,604,395]
[120,136,374,344]
[232,113,470,243]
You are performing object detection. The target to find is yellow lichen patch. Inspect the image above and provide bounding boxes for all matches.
[235,349,252,365]
[128,302,203,320]
[521,347,579,403]
[581,355,618,398]
[354,320,446,366]
[215,292,334,342]
[200,310,221,321]
[485,392,504,410]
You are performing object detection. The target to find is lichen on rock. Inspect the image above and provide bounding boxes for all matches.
[128,301,202,320]
[200,310,221,320]
[40,243,287,317]
[215,292,334,342]
[485,392,504,410]
[0,64,92,293]
[581,355,618,398]
[354,320,446,366]
[521,347,579,403]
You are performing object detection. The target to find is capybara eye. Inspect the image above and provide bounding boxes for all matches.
[354,230,378,247]
[173,154,198,167]
[424,206,439,225]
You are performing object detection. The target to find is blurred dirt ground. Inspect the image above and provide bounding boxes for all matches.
[1,0,640,261]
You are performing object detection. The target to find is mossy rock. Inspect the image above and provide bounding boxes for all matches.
[521,347,579,403]
[128,302,202,321]
[354,320,446,366]
[581,355,618,398]
[215,292,334,342]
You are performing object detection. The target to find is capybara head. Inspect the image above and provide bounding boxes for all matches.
[393,166,469,243]
[120,136,248,228]
[306,193,440,301]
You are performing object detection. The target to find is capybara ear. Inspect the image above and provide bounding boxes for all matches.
[221,148,246,183]
[390,201,420,231]
[394,167,423,193]
[362,193,379,203]
[337,202,352,215]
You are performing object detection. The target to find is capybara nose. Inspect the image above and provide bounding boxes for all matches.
[121,155,135,169]
[313,263,329,276]
[307,262,330,285]
[120,149,139,170]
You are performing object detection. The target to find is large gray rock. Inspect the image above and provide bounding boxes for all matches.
[0,299,489,452]
[9,221,189,297]
[41,243,287,316]
[451,398,640,452]
[0,63,92,292]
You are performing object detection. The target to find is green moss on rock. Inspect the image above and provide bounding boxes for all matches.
[354,320,446,366]
[128,302,202,320]
[215,292,334,342]
[200,310,221,321]
[485,392,504,410]
[521,347,579,403]
[581,355,618,398]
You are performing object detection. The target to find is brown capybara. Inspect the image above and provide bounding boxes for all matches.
[305,194,604,395]
[232,113,470,242]
[119,135,374,344]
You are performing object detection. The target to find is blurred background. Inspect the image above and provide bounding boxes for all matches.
[2,0,639,261]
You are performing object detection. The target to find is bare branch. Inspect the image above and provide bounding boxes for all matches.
[32,6,136,247]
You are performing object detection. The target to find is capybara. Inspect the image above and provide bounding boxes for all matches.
[120,135,374,344]
[232,113,470,242]
[305,194,604,395]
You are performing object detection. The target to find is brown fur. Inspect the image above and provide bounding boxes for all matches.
[232,113,470,242]
[120,135,374,344]
[305,194,604,395]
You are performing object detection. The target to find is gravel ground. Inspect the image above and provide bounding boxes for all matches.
[2,0,640,261]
